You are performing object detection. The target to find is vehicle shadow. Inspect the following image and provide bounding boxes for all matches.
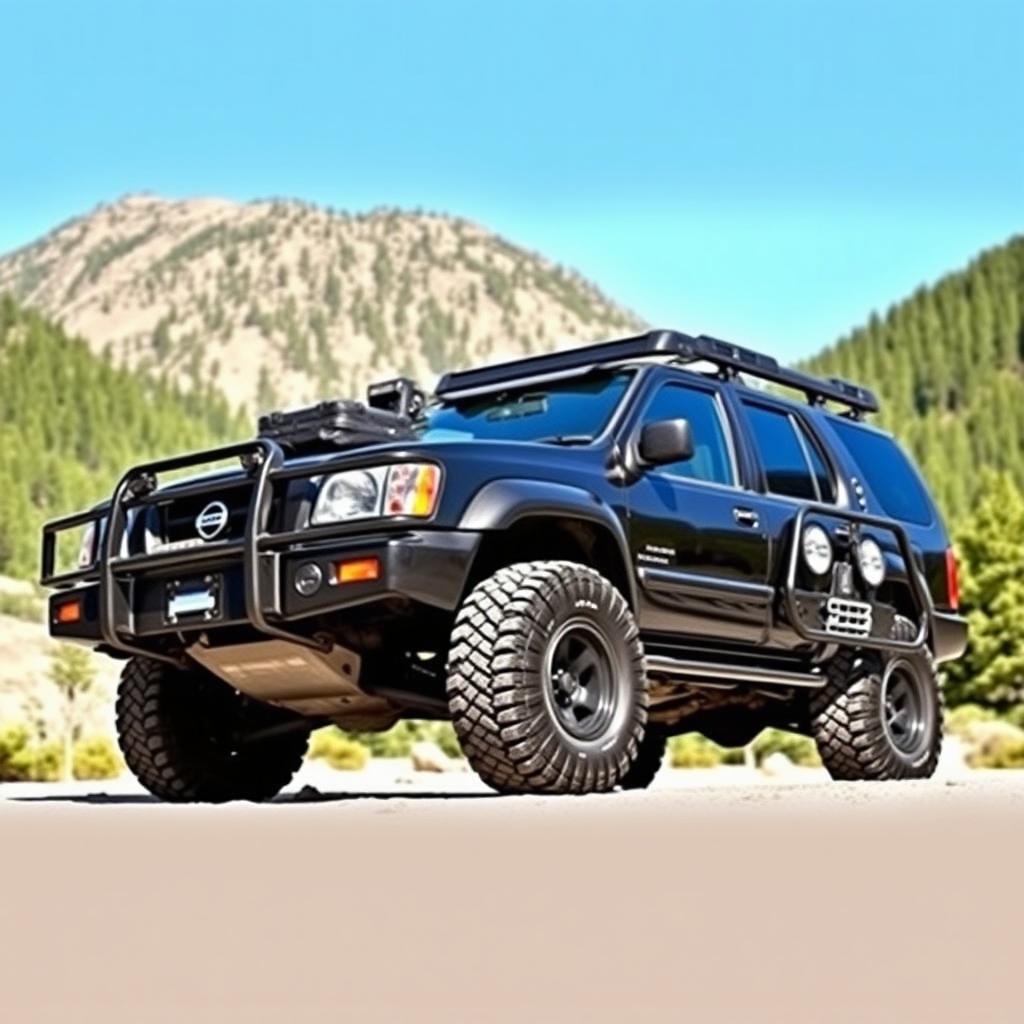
[9,789,501,805]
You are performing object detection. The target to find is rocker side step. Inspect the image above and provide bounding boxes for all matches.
[644,654,825,690]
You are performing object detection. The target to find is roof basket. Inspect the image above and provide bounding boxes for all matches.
[435,329,879,416]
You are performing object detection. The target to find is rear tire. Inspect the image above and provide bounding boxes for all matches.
[810,649,942,781]
[447,561,647,794]
[116,657,310,802]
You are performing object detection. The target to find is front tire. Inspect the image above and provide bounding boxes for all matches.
[447,561,647,794]
[116,657,310,802]
[810,649,942,781]
[618,727,666,790]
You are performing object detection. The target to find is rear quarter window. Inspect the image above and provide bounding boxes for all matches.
[829,420,934,526]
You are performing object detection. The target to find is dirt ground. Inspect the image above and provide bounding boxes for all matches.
[2,772,1022,1023]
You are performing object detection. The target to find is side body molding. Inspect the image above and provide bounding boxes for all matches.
[458,479,637,609]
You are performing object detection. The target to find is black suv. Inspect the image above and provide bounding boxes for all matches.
[42,331,967,800]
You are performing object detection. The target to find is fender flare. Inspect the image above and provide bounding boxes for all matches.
[458,479,637,608]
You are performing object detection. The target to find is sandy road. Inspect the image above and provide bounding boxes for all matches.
[2,775,1022,1023]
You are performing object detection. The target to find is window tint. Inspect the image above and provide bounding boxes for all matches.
[641,384,733,485]
[744,404,828,501]
[830,420,934,525]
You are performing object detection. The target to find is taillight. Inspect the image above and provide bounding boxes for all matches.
[945,548,960,611]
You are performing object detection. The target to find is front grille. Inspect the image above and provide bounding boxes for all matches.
[160,487,253,546]
[824,596,873,638]
[125,480,275,556]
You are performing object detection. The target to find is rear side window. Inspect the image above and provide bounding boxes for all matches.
[743,403,834,502]
[829,420,934,525]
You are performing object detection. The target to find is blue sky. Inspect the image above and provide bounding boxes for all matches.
[3,0,1021,360]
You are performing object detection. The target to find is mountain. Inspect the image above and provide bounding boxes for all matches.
[801,235,1024,523]
[0,194,642,412]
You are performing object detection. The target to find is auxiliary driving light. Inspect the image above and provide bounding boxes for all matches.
[856,536,886,588]
[294,562,323,597]
[801,523,833,577]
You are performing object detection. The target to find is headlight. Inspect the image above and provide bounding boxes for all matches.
[311,464,440,525]
[856,536,886,588]
[311,469,386,524]
[801,523,833,576]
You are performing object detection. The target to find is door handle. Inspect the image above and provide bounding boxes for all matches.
[733,507,760,528]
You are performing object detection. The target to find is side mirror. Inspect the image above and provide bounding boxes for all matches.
[639,418,694,466]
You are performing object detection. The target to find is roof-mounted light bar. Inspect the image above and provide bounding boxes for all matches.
[434,329,879,416]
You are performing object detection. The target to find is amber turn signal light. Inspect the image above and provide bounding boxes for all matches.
[334,557,381,584]
[54,599,82,625]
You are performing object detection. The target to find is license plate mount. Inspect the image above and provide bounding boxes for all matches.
[166,577,221,624]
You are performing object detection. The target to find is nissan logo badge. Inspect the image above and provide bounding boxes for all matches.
[196,501,229,540]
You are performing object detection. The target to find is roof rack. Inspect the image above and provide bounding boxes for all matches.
[434,329,879,416]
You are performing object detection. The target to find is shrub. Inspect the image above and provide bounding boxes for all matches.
[0,724,36,781]
[718,746,747,766]
[971,735,1024,769]
[350,721,463,759]
[963,721,1024,769]
[0,724,62,782]
[1003,706,1024,730]
[668,733,725,769]
[946,703,997,738]
[751,729,820,768]
[73,736,123,780]
[31,742,63,782]
[308,728,369,771]
[0,590,44,622]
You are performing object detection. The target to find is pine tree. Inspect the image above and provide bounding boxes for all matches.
[944,472,1024,712]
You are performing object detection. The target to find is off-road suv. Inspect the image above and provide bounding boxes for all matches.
[42,331,967,800]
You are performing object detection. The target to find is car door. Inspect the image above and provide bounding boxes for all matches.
[730,397,839,600]
[625,375,773,644]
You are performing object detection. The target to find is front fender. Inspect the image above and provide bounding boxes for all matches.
[458,479,636,608]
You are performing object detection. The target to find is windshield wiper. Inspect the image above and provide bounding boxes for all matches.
[534,434,595,447]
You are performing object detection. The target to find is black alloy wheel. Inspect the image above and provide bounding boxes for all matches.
[545,620,619,742]
[881,659,931,760]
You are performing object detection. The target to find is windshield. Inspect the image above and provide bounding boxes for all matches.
[418,370,633,444]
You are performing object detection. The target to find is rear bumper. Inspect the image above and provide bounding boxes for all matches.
[49,529,480,651]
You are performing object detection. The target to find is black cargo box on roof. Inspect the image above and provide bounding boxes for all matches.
[257,399,416,455]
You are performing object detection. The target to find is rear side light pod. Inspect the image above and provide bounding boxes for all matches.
[945,548,960,611]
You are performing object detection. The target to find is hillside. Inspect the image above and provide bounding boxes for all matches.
[0,296,245,579]
[803,235,1024,523]
[0,194,642,411]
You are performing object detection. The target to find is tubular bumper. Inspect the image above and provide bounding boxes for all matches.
[783,504,960,656]
[43,439,478,661]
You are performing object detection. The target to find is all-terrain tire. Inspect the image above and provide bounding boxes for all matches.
[809,648,942,781]
[447,561,647,795]
[619,728,666,790]
[116,657,310,802]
